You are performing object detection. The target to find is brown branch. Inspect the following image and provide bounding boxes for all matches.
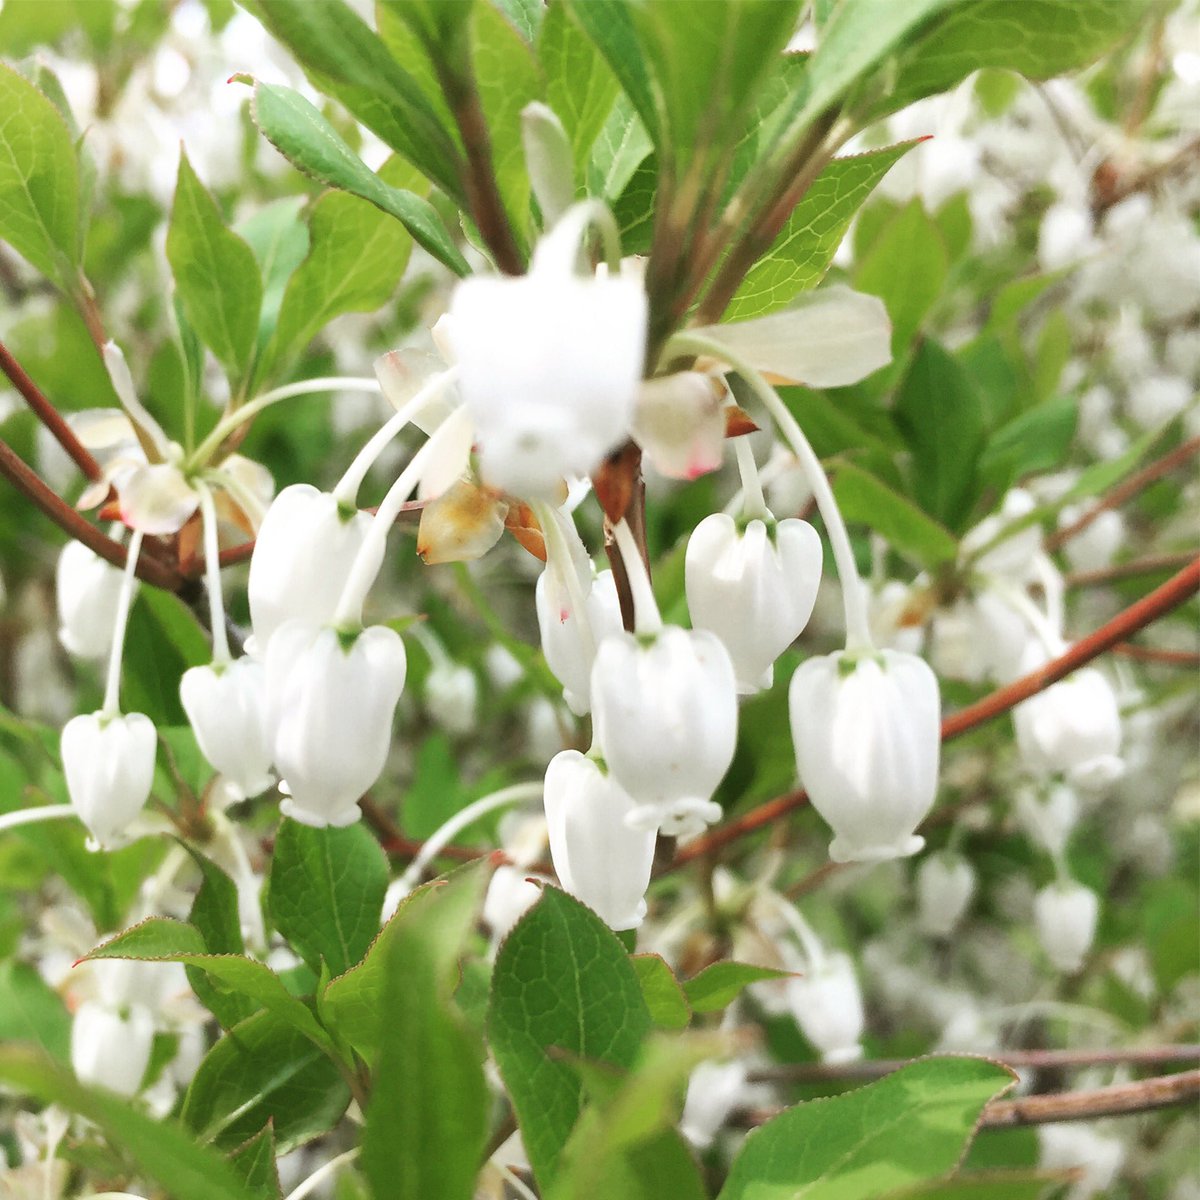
[0,339,102,481]
[1067,551,1196,588]
[1111,643,1200,667]
[0,439,180,589]
[747,1045,1200,1085]
[1047,437,1200,552]
[981,1069,1200,1128]
[667,558,1200,872]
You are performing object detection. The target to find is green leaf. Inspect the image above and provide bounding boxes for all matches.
[185,849,257,1028]
[237,196,310,377]
[249,81,469,276]
[854,198,949,354]
[0,63,81,285]
[895,340,986,531]
[360,858,493,1200]
[183,1011,351,1154]
[248,0,464,199]
[0,1045,259,1200]
[268,819,389,978]
[979,397,1078,494]
[587,93,653,201]
[489,885,654,1190]
[984,270,1070,333]
[682,961,792,1015]
[892,1171,1068,1199]
[631,954,692,1030]
[268,161,419,371]
[881,0,1150,118]
[166,153,263,380]
[0,959,71,1061]
[228,1125,283,1200]
[724,143,917,322]
[539,2,620,181]
[718,1057,1015,1200]
[86,918,334,1051]
[121,588,210,726]
[832,462,959,569]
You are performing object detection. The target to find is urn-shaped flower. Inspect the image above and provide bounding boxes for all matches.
[686,514,822,692]
[544,750,657,931]
[536,566,622,716]
[248,484,382,652]
[71,1000,155,1097]
[180,657,274,800]
[1034,879,1099,973]
[61,711,157,850]
[789,649,940,863]
[56,540,129,661]
[591,626,737,839]
[785,950,865,1064]
[265,623,407,828]
[916,852,976,937]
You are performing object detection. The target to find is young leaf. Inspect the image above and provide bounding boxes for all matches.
[268,819,389,979]
[0,960,71,1061]
[182,1011,351,1154]
[631,954,692,1030]
[166,153,263,380]
[0,63,81,286]
[0,1045,260,1200]
[249,81,469,276]
[360,858,493,1200]
[682,961,792,1014]
[489,886,654,1190]
[723,143,918,322]
[228,1125,283,1200]
[833,461,959,570]
[718,1057,1016,1200]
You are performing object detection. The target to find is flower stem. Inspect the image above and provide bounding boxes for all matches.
[192,377,382,468]
[101,530,144,719]
[332,368,458,507]
[397,781,542,893]
[669,332,874,653]
[733,434,769,522]
[612,518,663,636]
[0,806,79,836]
[332,408,472,629]
[533,501,599,664]
[196,484,231,665]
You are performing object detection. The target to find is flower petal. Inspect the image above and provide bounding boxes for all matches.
[114,463,201,535]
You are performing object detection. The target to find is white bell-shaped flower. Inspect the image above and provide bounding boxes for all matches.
[789,649,941,864]
[1038,1123,1125,1199]
[1013,666,1124,789]
[56,540,129,661]
[544,749,656,931]
[482,865,545,941]
[631,372,726,481]
[1034,879,1099,973]
[71,1000,155,1096]
[680,1061,751,1149]
[423,659,479,736]
[962,488,1042,580]
[446,207,647,499]
[536,566,623,716]
[591,626,738,839]
[265,623,407,828]
[247,484,382,652]
[686,513,822,693]
[61,711,157,850]
[180,657,274,800]
[916,853,976,937]
[785,950,865,1064]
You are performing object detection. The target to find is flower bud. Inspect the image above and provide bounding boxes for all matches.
[788,649,940,864]
[1034,879,1099,973]
[785,951,865,1064]
[446,212,647,499]
[71,1000,155,1096]
[544,750,656,931]
[180,657,274,799]
[423,659,479,736]
[687,514,822,692]
[536,566,623,717]
[265,623,407,828]
[248,484,382,652]
[61,711,157,850]
[1013,666,1123,789]
[591,627,737,839]
[915,853,975,937]
[56,541,128,661]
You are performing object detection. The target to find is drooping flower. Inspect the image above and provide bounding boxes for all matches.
[264,623,407,828]
[915,852,976,938]
[1034,878,1099,973]
[789,649,941,863]
[56,540,129,661]
[71,1000,155,1097]
[543,749,656,931]
[686,513,822,692]
[784,950,865,1064]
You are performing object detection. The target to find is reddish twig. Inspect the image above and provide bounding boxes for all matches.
[747,1045,1200,1085]
[1067,551,1196,588]
[1047,436,1200,551]
[980,1069,1200,1128]
[0,439,180,589]
[0,339,103,482]
[668,558,1200,872]
[1111,643,1200,667]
